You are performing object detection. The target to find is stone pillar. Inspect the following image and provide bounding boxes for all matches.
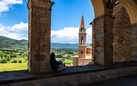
[27,0,54,73]
[93,7,114,65]
[104,13,114,65]
[131,24,137,61]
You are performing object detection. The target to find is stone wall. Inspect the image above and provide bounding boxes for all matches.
[113,4,131,62]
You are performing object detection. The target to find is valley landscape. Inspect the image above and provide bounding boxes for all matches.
[0,36,80,72]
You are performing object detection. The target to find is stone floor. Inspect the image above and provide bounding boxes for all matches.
[80,74,137,86]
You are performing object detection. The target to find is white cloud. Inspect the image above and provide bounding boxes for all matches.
[0,23,92,43]
[0,0,23,15]
[51,27,92,43]
[11,22,28,31]
[0,22,28,40]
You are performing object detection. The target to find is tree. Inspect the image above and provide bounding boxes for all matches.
[0,59,7,63]
[10,54,17,58]
[12,60,17,63]
[56,54,64,58]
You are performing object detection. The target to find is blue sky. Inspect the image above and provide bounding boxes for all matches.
[0,0,94,43]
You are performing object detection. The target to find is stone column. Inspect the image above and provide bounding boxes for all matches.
[27,0,54,73]
[131,24,137,61]
[93,7,114,65]
[104,13,114,65]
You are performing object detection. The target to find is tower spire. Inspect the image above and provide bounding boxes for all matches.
[80,15,85,29]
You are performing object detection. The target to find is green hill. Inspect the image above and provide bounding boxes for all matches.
[0,36,91,50]
[51,43,78,49]
[51,43,91,49]
[0,36,28,50]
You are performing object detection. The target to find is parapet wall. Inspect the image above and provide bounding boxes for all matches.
[1,62,137,86]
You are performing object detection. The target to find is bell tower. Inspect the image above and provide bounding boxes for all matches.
[78,15,87,65]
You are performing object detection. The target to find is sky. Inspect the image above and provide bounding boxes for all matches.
[0,0,94,44]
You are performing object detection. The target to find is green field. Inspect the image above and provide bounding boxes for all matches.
[0,63,27,72]
[63,59,72,65]
[0,57,28,72]
[0,47,76,72]
[0,58,72,72]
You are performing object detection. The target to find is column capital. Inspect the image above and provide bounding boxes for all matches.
[27,0,54,10]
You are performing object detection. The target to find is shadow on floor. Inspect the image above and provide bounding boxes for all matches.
[79,74,137,86]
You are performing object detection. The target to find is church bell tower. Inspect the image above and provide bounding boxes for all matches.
[78,15,87,65]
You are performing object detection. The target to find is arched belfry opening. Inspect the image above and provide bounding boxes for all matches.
[81,37,84,44]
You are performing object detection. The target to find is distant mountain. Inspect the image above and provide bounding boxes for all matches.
[0,36,91,50]
[51,43,91,49]
[0,36,28,50]
[51,43,78,49]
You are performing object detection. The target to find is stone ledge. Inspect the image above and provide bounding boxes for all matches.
[0,61,137,86]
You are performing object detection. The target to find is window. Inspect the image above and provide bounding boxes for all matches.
[81,51,83,54]
[81,37,84,44]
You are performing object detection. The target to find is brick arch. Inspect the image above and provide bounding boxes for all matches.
[90,0,105,18]
[91,0,137,24]
[91,0,137,65]
[118,0,137,61]
[118,0,137,24]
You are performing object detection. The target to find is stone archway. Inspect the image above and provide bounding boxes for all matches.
[91,0,137,65]
[118,0,137,24]
[118,0,137,61]
[91,0,105,18]
[27,0,137,73]
[113,0,137,61]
